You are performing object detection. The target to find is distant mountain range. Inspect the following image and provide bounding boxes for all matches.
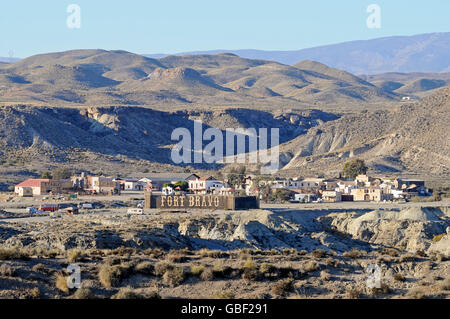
[0,49,402,109]
[145,32,450,75]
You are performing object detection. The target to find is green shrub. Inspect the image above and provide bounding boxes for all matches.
[432,234,446,242]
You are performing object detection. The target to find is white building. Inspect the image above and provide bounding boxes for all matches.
[189,176,224,194]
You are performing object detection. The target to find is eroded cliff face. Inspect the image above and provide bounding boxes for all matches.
[2,207,448,255]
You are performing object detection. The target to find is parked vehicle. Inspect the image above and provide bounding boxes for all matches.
[127,208,144,215]
[38,204,59,212]
[80,203,93,210]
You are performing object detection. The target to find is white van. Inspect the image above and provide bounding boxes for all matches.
[127,208,144,215]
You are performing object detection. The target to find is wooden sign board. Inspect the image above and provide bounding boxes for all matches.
[145,193,259,210]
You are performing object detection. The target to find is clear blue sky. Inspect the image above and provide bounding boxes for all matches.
[1,0,449,58]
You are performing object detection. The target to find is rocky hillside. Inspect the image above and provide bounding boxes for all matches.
[279,85,450,177]
[0,105,336,168]
[2,206,448,255]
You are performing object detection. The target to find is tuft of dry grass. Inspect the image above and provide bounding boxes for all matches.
[98,265,123,288]
[190,264,205,277]
[272,279,294,297]
[311,249,328,259]
[343,249,366,259]
[0,248,31,261]
[111,288,145,299]
[55,272,69,293]
[154,262,173,277]
[67,249,86,263]
[0,264,16,277]
[216,290,236,299]
[162,267,185,287]
[30,287,41,299]
[135,261,154,275]
[73,288,95,299]
[200,268,215,281]
[346,288,361,299]
[393,273,406,282]
[320,270,331,281]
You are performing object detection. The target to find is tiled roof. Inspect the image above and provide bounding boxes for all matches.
[16,179,50,188]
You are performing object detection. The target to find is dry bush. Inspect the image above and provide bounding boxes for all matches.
[67,249,86,263]
[30,287,41,299]
[272,279,294,297]
[111,288,145,299]
[369,283,391,295]
[379,248,399,257]
[346,288,361,299]
[303,261,319,273]
[298,250,308,256]
[110,247,137,257]
[311,249,328,259]
[393,273,406,282]
[399,254,417,263]
[135,261,154,275]
[162,267,185,287]
[282,248,298,256]
[440,277,450,291]
[343,249,366,259]
[415,250,427,258]
[98,265,123,288]
[0,248,31,261]
[32,263,50,274]
[216,290,236,299]
[241,259,260,281]
[325,257,340,268]
[260,263,275,276]
[166,254,188,263]
[190,264,205,277]
[0,264,16,277]
[73,288,95,299]
[407,287,426,299]
[199,249,228,258]
[320,270,331,281]
[55,272,69,293]
[143,248,165,259]
[154,262,173,277]
[200,268,214,281]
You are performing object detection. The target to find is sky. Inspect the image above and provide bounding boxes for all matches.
[0,0,449,58]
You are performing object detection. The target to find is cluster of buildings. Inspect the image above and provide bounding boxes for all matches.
[14,173,233,197]
[248,175,430,203]
[14,171,431,203]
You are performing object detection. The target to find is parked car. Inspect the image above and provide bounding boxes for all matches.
[127,208,144,215]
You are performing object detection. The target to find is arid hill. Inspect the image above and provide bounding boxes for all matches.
[279,85,450,178]
[0,50,398,109]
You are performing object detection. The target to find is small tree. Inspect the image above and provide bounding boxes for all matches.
[52,167,72,180]
[41,171,53,179]
[342,159,368,179]
[174,181,189,191]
